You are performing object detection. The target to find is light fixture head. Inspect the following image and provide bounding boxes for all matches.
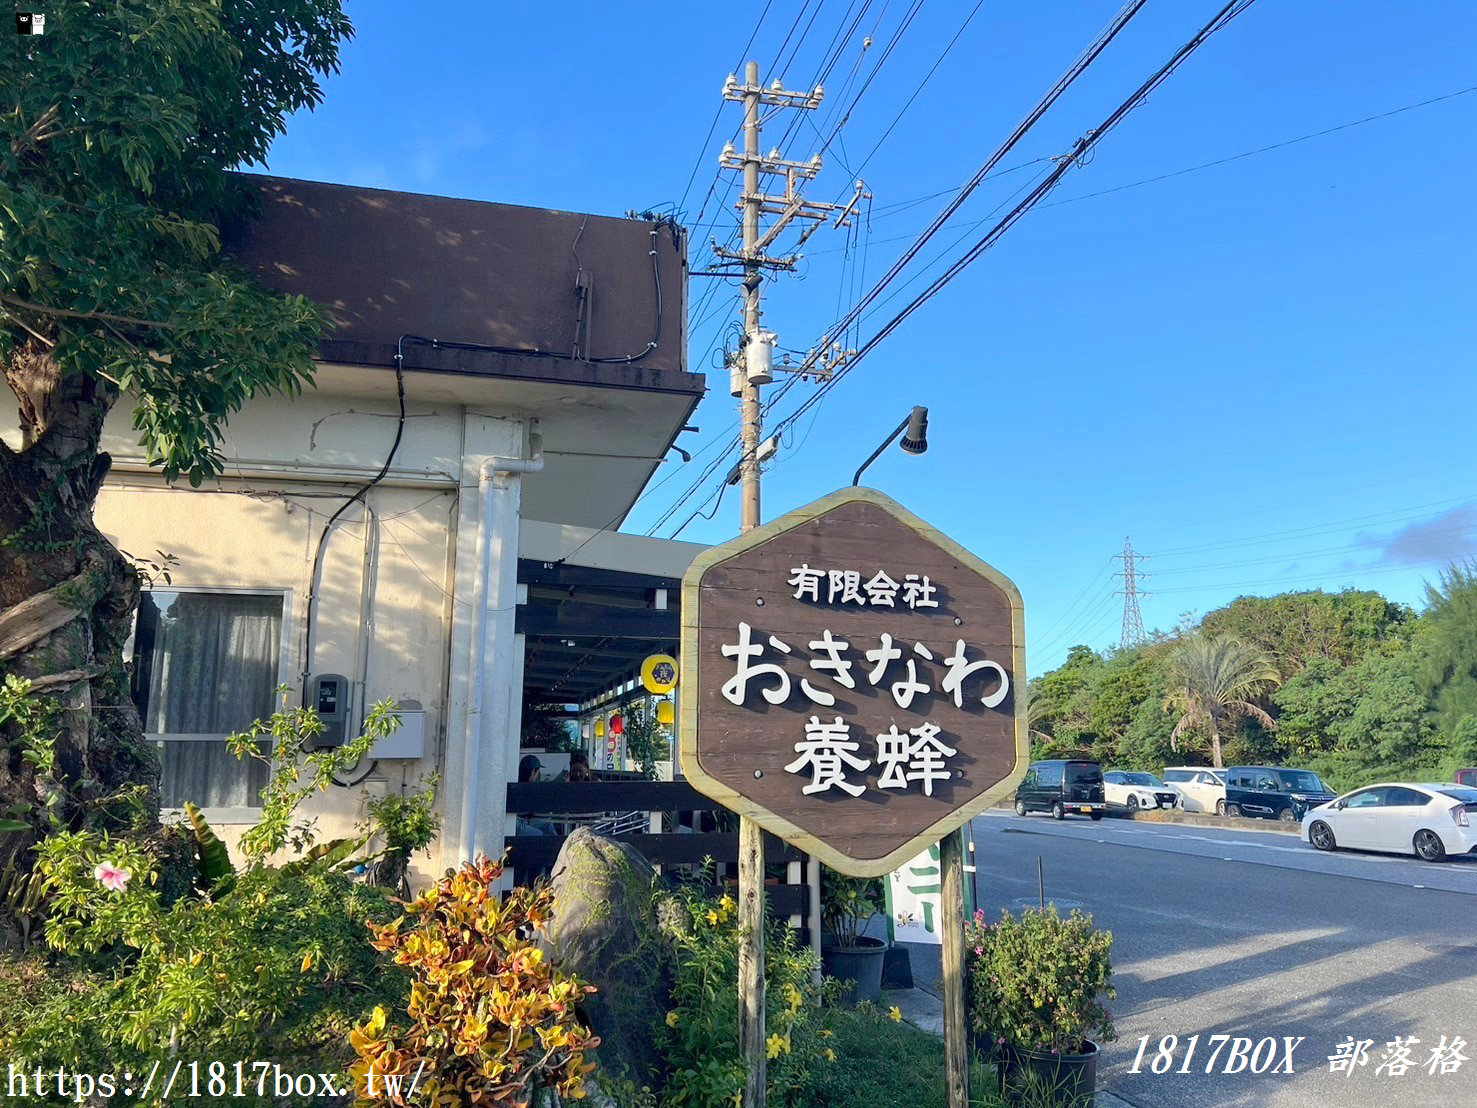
[900,405,929,455]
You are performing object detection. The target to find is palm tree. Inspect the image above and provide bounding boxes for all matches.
[1162,633,1280,769]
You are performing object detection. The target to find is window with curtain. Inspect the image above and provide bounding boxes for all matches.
[132,591,284,810]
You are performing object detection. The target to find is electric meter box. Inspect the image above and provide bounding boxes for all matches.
[310,674,349,748]
[373,702,427,760]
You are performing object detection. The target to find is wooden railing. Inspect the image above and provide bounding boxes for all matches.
[504,781,812,921]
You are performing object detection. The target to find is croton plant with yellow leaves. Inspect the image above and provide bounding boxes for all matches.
[349,855,600,1106]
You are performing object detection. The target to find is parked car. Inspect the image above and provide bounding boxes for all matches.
[1014,759,1106,820]
[1162,766,1227,814]
[1456,768,1477,787]
[1303,783,1477,862]
[1104,770,1180,812]
[1224,765,1337,822]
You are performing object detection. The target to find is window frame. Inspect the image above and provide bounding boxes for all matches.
[128,585,294,819]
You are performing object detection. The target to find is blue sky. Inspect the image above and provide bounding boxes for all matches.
[260,1,1477,677]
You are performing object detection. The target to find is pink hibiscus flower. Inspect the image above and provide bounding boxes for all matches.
[94,862,132,892]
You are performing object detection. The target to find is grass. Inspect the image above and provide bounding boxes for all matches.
[805,1006,1011,1108]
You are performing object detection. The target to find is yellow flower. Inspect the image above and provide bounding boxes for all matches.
[720,894,737,913]
[783,982,804,1013]
[888,1005,903,1023]
[820,1029,833,1038]
[766,1032,790,1059]
[706,909,720,925]
[665,1010,680,1028]
[824,1048,837,1063]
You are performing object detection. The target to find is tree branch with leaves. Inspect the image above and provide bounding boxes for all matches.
[0,1,353,867]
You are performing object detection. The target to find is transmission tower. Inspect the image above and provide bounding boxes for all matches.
[1117,536,1148,648]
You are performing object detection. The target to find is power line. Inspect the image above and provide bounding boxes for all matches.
[646,0,1155,534]
[833,0,990,181]
[1031,555,1117,642]
[794,0,1150,379]
[1150,552,1475,596]
[1034,585,1122,658]
[1144,493,1477,558]
[774,0,1259,445]
[1039,82,1477,211]
[677,0,776,215]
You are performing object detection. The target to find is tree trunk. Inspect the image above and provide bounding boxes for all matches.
[1,350,159,876]
[1210,721,1223,770]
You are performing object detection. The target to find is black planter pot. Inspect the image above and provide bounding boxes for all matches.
[969,1028,1002,1068]
[821,936,887,1006]
[1002,1040,1100,1108]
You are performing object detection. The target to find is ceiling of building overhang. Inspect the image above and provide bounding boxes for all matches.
[312,363,703,530]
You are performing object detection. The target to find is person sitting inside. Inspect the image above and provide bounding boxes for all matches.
[566,751,594,782]
[516,754,558,836]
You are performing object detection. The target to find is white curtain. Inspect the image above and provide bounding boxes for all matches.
[138,592,281,808]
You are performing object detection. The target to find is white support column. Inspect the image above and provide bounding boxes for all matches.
[470,433,543,863]
[438,414,536,869]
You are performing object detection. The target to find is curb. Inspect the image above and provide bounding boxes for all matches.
[1122,809,1301,834]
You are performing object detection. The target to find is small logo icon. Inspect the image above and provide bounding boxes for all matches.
[16,12,46,35]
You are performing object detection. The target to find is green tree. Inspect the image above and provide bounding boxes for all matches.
[1273,655,1362,759]
[1420,564,1477,737]
[1161,634,1280,769]
[1086,645,1162,764]
[1341,648,1433,765]
[1,2,352,861]
[1201,589,1410,679]
[1024,645,1101,756]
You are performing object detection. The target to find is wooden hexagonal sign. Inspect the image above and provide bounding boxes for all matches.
[679,487,1027,877]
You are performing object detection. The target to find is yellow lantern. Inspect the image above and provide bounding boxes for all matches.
[656,699,675,726]
[594,717,606,738]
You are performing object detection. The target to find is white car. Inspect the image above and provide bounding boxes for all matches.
[1162,766,1227,815]
[1302,783,1477,862]
[1103,770,1180,812]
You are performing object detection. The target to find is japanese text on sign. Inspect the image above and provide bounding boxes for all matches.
[719,566,1011,801]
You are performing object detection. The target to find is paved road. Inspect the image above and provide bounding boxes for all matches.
[897,811,1477,1108]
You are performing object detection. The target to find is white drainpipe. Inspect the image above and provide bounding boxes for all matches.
[459,421,544,862]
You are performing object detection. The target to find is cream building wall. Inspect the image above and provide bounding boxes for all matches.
[96,370,524,883]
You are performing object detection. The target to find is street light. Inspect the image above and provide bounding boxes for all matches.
[852,405,929,486]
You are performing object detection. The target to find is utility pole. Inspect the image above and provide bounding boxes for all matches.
[1118,536,1148,648]
[716,60,859,1108]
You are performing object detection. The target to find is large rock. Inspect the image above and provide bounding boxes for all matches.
[543,828,675,1094]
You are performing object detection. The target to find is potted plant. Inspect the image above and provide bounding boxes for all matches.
[963,908,1001,1066]
[819,867,886,1006]
[967,903,1116,1107]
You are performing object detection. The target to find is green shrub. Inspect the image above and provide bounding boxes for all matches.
[966,904,1115,1055]
[819,867,883,948]
[655,883,829,1107]
[1,860,403,1079]
[0,693,409,1094]
[361,774,441,893]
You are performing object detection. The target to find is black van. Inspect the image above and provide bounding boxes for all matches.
[1014,759,1106,820]
[1224,765,1336,822]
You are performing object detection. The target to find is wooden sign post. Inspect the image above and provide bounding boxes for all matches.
[680,487,1028,1107]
